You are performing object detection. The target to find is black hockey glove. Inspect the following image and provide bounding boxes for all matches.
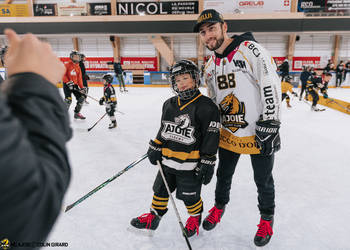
[80,87,88,95]
[195,155,216,185]
[255,120,281,156]
[147,139,162,165]
[66,81,74,90]
[99,97,105,105]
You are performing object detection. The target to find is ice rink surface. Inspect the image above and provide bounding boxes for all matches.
[48,87,350,250]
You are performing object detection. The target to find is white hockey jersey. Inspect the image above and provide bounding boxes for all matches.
[205,32,281,154]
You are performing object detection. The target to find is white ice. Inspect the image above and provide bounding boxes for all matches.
[48,87,350,250]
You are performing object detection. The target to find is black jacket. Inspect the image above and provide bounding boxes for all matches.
[0,73,71,249]
[155,91,220,171]
[113,62,123,75]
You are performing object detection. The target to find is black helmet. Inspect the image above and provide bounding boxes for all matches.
[102,74,113,84]
[284,75,292,82]
[70,50,80,63]
[169,59,200,100]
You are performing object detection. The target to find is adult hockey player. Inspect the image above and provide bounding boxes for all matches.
[130,59,220,237]
[113,60,127,92]
[79,53,90,104]
[306,72,332,111]
[62,50,86,119]
[194,9,281,247]
[0,29,71,248]
[99,74,117,129]
[281,75,298,108]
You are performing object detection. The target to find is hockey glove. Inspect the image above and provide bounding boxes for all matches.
[66,81,74,90]
[147,139,162,165]
[195,155,216,185]
[323,92,328,99]
[255,120,281,156]
[99,97,105,105]
[80,87,88,95]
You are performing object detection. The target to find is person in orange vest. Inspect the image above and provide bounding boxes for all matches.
[63,50,87,119]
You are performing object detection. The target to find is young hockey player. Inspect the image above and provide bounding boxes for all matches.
[99,74,117,129]
[281,75,298,108]
[62,50,87,119]
[130,59,220,237]
[306,72,332,111]
[194,9,282,247]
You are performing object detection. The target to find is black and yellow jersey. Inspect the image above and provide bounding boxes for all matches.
[102,84,117,104]
[154,91,220,171]
[307,75,329,94]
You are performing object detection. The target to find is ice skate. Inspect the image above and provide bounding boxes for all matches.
[184,214,201,237]
[74,112,86,120]
[202,204,225,231]
[254,214,274,247]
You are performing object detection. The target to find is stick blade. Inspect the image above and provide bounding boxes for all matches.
[65,204,74,212]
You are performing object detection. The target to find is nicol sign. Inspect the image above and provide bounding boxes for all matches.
[117,1,198,15]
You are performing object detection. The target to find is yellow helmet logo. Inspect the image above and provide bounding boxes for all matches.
[219,93,248,133]
[1,238,10,250]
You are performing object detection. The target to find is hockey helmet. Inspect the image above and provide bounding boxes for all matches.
[169,59,200,100]
[102,74,113,84]
[70,50,80,63]
[284,75,292,82]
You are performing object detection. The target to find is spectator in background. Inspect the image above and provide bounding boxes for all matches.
[324,59,334,73]
[335,61,345,87]
[113,60,127,92]
[299,66,311,101]
[344,60,350,82]
[278,59,289,81]
[79,53,90,104]
[0,29,71,248]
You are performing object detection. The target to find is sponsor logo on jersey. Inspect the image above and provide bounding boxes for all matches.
[161,114,196,145]
[70,69,77,76]
[232,60,247,69]
[244,41,261,57]
[263,85,277,117]
[219,93,248,133]
[208,121,221,132]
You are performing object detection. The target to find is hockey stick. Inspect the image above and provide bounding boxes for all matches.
[156,161,192,250]
[75,113,108,132]
[65,154,148,212]
[75,89,126,115]
[88,113,107,132]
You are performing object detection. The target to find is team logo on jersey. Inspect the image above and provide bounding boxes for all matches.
[161,114,196,145]
[219,93,248,133]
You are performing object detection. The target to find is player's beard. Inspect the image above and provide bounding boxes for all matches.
[205,30,225,51]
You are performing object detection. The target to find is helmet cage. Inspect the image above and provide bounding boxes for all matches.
[170,60,200,100]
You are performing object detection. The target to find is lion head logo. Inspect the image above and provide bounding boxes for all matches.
[1,239,10,250]
[174,114,191,129]
[219,93,248,133]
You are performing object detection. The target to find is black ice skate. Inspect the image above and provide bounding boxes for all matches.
[130,210,162,231]
[74,112,86,120]
[184,214,201,237]
[254,214,274,247]
[108,121,117,129]
[202,204,225,231]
